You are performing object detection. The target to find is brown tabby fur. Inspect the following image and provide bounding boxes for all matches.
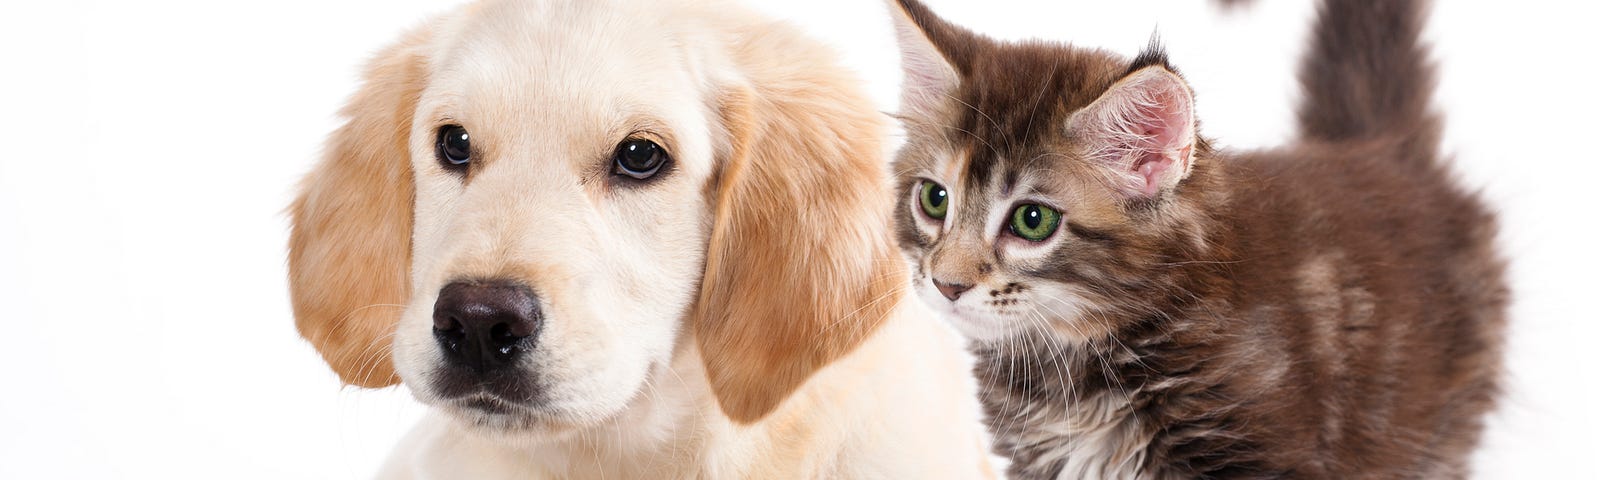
[889,0,1508,477]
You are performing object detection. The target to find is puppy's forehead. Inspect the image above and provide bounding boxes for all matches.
[412,0,720,163]
[444,0,700,98]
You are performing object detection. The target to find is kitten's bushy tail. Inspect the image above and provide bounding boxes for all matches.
[1295,0,1438,151]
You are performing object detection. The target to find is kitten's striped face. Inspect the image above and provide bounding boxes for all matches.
[888,1,1202,348]
[894,137,1128,345]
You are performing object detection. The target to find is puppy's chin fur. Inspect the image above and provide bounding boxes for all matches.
[437,394,632,440]
[418,350,686,439]
[423,379,634,438]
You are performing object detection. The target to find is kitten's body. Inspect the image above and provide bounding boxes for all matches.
[889,0,1506,478]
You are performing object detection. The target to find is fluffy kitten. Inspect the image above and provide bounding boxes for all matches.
[887,0,1507,478]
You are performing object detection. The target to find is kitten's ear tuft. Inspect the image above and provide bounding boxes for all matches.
[1070,66,1197,198]
[888,0,965,118]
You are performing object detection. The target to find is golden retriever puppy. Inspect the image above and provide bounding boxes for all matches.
[287,0,996,477]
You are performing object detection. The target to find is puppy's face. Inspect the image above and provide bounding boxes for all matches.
[291,0,901,435]
[389,1,718,433]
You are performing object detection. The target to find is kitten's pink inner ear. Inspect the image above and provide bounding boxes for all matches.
[1071,67,1197,197]
[889,4,959,118]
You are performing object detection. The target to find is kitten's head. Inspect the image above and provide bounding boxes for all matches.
[888,0,1210,346]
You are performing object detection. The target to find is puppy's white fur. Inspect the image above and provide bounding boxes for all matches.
[288,0,997,477]
[381,310,984,479]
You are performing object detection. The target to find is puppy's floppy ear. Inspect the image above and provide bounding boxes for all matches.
[288,27,431,388]
[695,38,909,423]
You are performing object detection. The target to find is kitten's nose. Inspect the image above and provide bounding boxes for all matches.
[933,279,972,301]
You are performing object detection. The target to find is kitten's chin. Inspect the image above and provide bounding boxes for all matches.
[942,317,1005,343]
[938,309,1025,345]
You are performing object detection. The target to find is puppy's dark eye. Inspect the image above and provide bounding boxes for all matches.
[614,139,668,180]
[436,125,471,170]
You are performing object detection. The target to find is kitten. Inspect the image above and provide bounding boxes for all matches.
[887,0,1507,478]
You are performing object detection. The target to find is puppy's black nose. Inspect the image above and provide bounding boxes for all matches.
[433,281,541,372]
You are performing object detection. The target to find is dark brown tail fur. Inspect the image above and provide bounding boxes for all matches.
[1297,0,1438,151]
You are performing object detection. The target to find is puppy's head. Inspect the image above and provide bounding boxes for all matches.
[289,0,903,433]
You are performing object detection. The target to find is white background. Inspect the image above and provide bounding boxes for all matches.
[1,0,1595,478]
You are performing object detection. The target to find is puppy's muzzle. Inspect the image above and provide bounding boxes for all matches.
[433,281,541,373]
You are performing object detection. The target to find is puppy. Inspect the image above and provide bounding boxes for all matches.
[287,0,996,477]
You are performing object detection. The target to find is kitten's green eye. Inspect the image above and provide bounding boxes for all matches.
[919,181,949,219]
[1009,204,1061,241]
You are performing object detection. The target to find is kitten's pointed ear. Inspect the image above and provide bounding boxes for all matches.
[1070,65,1198,198]
[888,0,966,118]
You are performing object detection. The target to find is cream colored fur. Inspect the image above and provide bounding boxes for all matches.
[378,307,987,479]
[287,0,996,477]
